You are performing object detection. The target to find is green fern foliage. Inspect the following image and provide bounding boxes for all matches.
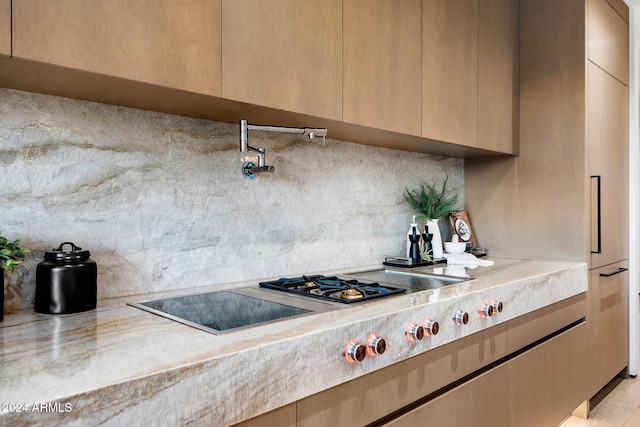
[404,176,459,221]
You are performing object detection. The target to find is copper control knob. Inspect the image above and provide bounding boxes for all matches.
[367,335,386,356]
[345,340,367,364]
[478,303,495,318]
[424,319,440,336]
[491,300,504,313]
[453,309,469,326]
[406,322,425,342]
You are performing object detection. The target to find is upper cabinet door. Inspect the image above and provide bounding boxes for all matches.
[223,0,342,121]
[343,0,421,136]
[0,0,10,56]
[588,0,629,85]
[478,0,519,154]
[422,0,478,147]
[12,0,221,96]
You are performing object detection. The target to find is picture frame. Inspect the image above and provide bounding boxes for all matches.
[447,210,476,249]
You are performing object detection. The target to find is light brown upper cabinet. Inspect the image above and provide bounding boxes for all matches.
[478,0,519,154]
[588,0,629,84]
[0,0,10,56]
[422,0,478,148]
[222,0,342,121]
[12,0,221,96]
[343,0,421,136]
[422,0,518,154]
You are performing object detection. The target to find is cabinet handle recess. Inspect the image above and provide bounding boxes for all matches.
[590,176,601,254]
[600,267,628,277]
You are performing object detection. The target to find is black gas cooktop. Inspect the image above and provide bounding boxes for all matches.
[259,275,406,304]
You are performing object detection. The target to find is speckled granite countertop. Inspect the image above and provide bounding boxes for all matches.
[0,257,587,426]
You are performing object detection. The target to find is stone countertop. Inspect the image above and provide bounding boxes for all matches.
[0,257,587,426]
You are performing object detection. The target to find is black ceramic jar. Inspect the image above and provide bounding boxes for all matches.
[35,242,97,314]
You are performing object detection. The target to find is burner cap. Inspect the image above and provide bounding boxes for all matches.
[341,288,364,300]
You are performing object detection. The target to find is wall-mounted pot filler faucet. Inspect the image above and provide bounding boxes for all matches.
[239,119,327,180]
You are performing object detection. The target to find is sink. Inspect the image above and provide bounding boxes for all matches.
[128,287,341,335]
[344,268,468,293]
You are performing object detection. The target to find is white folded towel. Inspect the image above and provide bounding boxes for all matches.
[443,252,494,269]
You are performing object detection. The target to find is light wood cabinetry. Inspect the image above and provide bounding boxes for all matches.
[422,0,478,148]
[343,0,421,136]
[478,0,519,154]
[508,323,587,427]
[587,261,629,397]
[465,0,628,411]
[11,0,221,96]
[0,0,9,57]
[2,0,520,157]
[222,0,342,121]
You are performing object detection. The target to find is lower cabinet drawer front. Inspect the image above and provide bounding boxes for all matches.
[508,322,587,427]
[507,293,586,353]
[382,364,509,427]
[588,261,629,397]
[232,404,296,427]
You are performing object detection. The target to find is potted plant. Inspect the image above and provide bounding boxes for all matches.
[0,231,29,322]
[404,176,458,259]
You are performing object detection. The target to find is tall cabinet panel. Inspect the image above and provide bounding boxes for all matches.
[12,0,222,95]
[343,0,421,136]
[222,0,342,121]
[588,61,629,269]
[0,0,10,56]
[422,0,478,147]
[588,0,629,84]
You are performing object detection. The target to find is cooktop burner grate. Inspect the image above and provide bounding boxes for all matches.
[259,275,406,304]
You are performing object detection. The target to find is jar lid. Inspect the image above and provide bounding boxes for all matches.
[44,242,91,261]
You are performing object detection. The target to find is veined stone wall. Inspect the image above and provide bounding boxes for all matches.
[0,88,463,312]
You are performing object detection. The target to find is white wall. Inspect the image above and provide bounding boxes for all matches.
[627,3,639,377]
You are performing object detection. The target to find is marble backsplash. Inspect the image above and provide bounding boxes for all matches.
[0,88,463,312]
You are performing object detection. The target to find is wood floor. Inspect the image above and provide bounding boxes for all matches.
[560,376,640,426]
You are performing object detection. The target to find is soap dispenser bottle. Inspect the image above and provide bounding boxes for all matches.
[406,215,420,258]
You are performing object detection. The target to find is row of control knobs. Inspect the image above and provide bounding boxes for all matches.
[344,300,504,364]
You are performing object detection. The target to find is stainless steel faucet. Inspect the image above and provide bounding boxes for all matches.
[239,119,327,180]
